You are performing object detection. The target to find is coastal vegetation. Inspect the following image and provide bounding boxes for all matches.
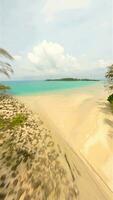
[106,64,113,110]
[0,48,14,77]
[0,95,77,200]
[0,48,14,94]
[107,94,113,111]
[46,78,100,81]
[0,84,11,93]
[0,113,27,130]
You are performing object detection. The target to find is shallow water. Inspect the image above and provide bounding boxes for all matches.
[1,80,101,96]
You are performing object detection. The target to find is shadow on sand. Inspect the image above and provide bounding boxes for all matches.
[97,100,113,138]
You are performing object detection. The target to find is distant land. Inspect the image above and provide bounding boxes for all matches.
[46,78,100,81]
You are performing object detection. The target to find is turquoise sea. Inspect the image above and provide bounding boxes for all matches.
[1,80,101,96]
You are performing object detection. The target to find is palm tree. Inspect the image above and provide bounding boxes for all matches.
[0,48,14,93]
[106,64,113,91]
[0,48,14,77]
[106,64,113,104]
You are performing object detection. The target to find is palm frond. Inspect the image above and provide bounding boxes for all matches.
[0,48,14,77]
[0,48,14,60]
[0,61,14,73]
[0,68,10,77]
[106,64,113,92]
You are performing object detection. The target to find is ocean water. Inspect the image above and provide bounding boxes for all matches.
[1,80,100,96]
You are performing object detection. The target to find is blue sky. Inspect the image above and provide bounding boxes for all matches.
[0,0,112,80]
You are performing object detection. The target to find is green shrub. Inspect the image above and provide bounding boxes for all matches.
[107,94,113,112]
[107,94,113,103]
[0,114,27,130]
[10,114,27,128]
[0,84,11,93]
[0,117,8,129]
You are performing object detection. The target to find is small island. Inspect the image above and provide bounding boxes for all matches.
[46,78,100,81]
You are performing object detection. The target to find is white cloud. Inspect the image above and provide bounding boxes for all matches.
[3,40,109,81]
[26,41,113,79]
[42,0,90,21]
[28,40,79,76]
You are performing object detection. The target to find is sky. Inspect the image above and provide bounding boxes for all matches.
[0,0,112,80]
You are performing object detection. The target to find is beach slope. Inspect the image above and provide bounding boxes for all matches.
[18,84,113,199]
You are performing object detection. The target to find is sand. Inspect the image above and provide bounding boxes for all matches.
[18,83,113,199]
[0,95,79,200]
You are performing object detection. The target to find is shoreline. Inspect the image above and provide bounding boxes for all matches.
[19,81,103,96]
[17,83,113,194]
[0,94,112,199]
[6,80,103,97]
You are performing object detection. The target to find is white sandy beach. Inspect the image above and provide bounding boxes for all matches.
[18,83,113,199]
